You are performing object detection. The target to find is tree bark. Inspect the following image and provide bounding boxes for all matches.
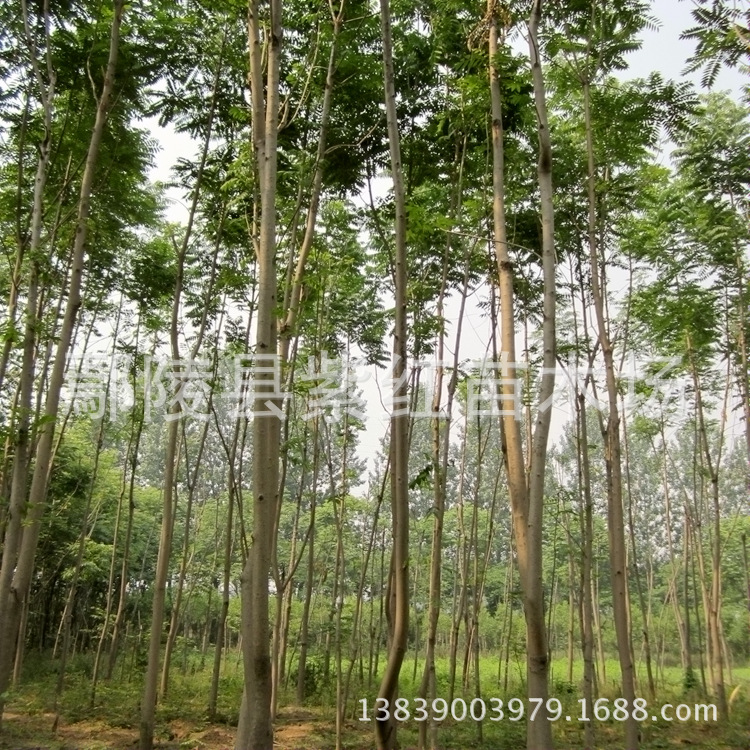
[374,0,409,745]
[489,2,556,746]
[418,177,470,749]
[235,0,282,745]
[583,75,639,749]
[688,342,729,719]
[577,393,596,750]
[296,415,320,703]
[622,401,656,700]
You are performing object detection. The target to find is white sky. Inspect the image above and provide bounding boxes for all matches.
[145,0,747,475]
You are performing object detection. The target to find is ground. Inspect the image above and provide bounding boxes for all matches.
[2,707,749,750]
[1,709,325,750]
[2,658,748,750]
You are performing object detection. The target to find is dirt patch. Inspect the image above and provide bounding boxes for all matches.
[276,722,321,744]
[1,712,222,750]
[0,711,339,750]
[273,708,336,749]
[2,712,136,749]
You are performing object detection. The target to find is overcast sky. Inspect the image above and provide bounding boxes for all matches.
[630,0,745,92]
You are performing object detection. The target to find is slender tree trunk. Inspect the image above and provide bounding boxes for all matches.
[272,465,304,715]
[90,321,143,703]
[323,515,341,684]
[734,253,750,472]
[331,416,349,750]
[106,395,145,680]
[266,0,346,695]
[278,0,343,361]
[296,416,320,703]
[208,482,234,720]
[159,419,211,699]
[53,304,124,730]
[447,430,469,705]
[688,513,707,693]
[139,256,185,750]
[371,528,386,687]
[208,312,254,717]
[655,423,690,675]
[418,180,470,749]
[499,540,514,694]
[0,2,125,723]
[343,462,387,711]
[411,532,423,685]
[0,227,40,707]
[688,346,729,719]
[0,91,31,397]
[235,0,282,744]
[577,393,596,749]
[139,51,222,744]
[582,75,638,748]
[566,523,576,685]
[374,0,409,743]
[622,401,656,700]
[461,426,487,693]
[159,219,225,699]
[0,0,56,704]
[488,2,556,746]
[683,516,695,687]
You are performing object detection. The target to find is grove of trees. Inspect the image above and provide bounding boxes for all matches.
[0,1,748,749]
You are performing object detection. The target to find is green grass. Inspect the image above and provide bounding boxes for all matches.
[3,649,749,749]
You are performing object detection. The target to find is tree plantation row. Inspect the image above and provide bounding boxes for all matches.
[0,1,748,749]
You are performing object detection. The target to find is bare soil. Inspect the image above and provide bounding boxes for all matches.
[0,709,342,750]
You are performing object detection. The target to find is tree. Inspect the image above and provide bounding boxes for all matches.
[234,0,283,745]
[682,0,750,87]
[373,0,409,745]
[488,1,556,747]
[0,0,127,724]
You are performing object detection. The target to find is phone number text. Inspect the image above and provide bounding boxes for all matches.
[358,697,717,723]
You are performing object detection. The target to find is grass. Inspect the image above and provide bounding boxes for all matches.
[1,649,748,749]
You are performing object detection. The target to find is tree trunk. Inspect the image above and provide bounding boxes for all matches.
[583,75,638,749]
[0,0,56,705]
[343,461,387,712]
[138,246,185,750]
[488,2,556,746]
[208,477,235,720]
[0,1,124,723]
[374,0,409,744]
[272,461,304,715]
[53,303,123,730]
[577,393,596,749]
[622,401,656,700]
[106,400,143,680]
[296,415,320,703]
[447,429,468,705]
[655,423,690,676]
[418,180,469,749]
[688,346,729,719]
[235,0,282,744]
[139,39,223,742]
[90,320,143,703]
[159,418,211,699]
